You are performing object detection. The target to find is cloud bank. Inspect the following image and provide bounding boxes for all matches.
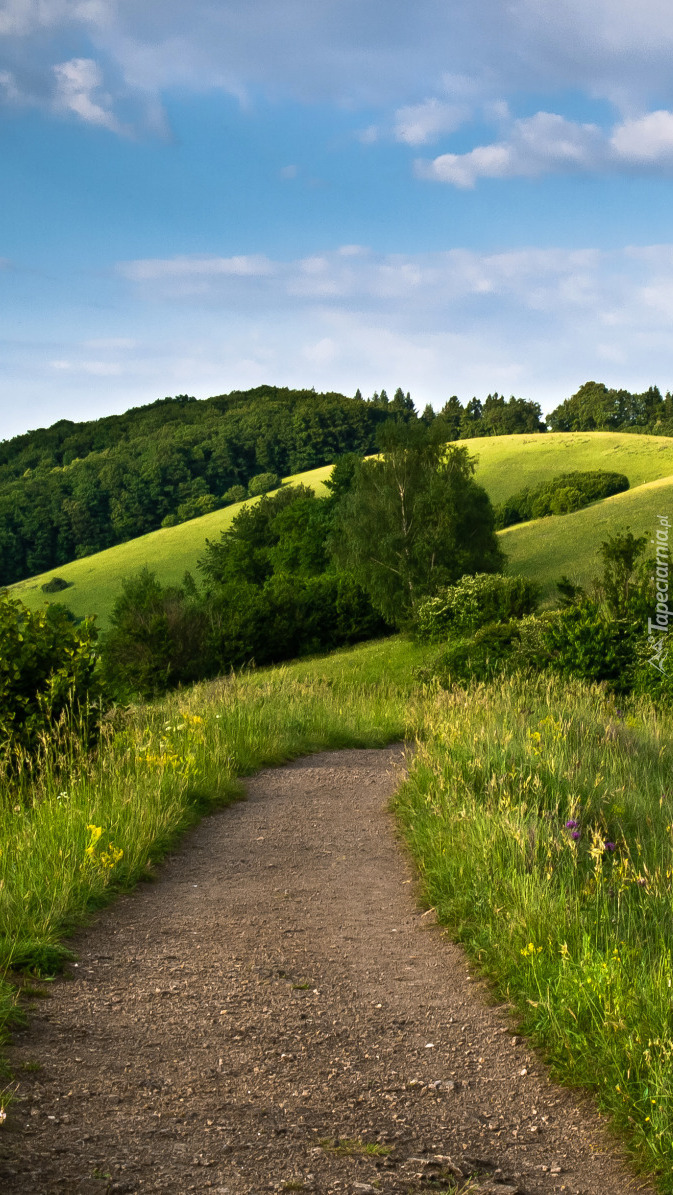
[4,0,673,136]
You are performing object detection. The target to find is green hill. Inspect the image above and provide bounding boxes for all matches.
[11,466,332,626]
[10,431,673,626]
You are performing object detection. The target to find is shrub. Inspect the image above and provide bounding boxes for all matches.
[415,614,556,688]
[541,599,636,690]
[41,576,72,594]
[548,485,583,514]
[248,472,280,497]
[176,493,218,522]
[414,572,540,642]
[160,514,179,528]
[0,591,99,759]
[100,569,208,700]
[222,484,247,504]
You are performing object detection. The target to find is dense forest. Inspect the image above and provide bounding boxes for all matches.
[0,385,544,587]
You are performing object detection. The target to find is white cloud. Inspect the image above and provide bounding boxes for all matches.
[50,357,122,374]
[417,111,604,186]
[417,107,673,185]
[53,57,123,131]
[5,0,673,137]
[118,254,276,281]
[393,98,468,145]
[611,110,673,164]
[6,237,673,438]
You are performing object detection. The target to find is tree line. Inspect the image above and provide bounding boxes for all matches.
[547,380,673,433]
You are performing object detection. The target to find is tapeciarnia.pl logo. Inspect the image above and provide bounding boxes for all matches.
[647,514,670,674]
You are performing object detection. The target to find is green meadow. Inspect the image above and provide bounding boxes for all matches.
[10,431,673,626]
[3,638,673,1189]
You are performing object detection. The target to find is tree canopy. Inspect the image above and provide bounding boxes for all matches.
[330,422,504,625]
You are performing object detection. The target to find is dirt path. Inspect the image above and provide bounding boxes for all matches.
[0,746,654,1195]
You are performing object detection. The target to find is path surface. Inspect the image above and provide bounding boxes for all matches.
[1,746,653,1195]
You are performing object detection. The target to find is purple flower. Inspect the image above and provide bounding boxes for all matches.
[604,842,616,852]
[571,831,581,841]
[565,819,579,829]
[637,878,647,887]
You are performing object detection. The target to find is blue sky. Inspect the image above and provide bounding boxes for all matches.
[3,1,673,437]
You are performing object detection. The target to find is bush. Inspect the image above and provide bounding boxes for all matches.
[414,572,540,641]
[415,614,555,688]
[160,514,179,528]
[0,591,99,759]
[248,472,280,497]
[100,569,209,700]
[206,573,389,672]
[541,600,636,690]
[41,576,72,594]
[548,485,583,514]
[222,485,247,504]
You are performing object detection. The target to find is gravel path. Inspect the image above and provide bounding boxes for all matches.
[0,746,654,1195]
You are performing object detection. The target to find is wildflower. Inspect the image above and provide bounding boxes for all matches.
[604,842,617,852]
[85,825,103,858]
[571,831,581,841]
[565,819,579,829]
[637,878,647,887]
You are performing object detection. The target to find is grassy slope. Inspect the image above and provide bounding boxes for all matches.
[465,430,673,504]
[502,472,673,598]
[11,465,332,626]
[10,431,673,624]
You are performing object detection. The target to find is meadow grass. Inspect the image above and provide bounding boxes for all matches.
[466,429,673,505]
[11,431,673,627]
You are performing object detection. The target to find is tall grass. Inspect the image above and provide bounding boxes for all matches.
[394,673,673,1188]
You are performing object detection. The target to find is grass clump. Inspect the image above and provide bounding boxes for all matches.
[319,1137,392,1156]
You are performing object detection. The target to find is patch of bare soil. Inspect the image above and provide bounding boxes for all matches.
[0,746,655,1194]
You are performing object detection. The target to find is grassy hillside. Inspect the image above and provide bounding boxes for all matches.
[10,431,673,625]
[466,429,673,504]
[502,471,673,599]
[11,465,332,626]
